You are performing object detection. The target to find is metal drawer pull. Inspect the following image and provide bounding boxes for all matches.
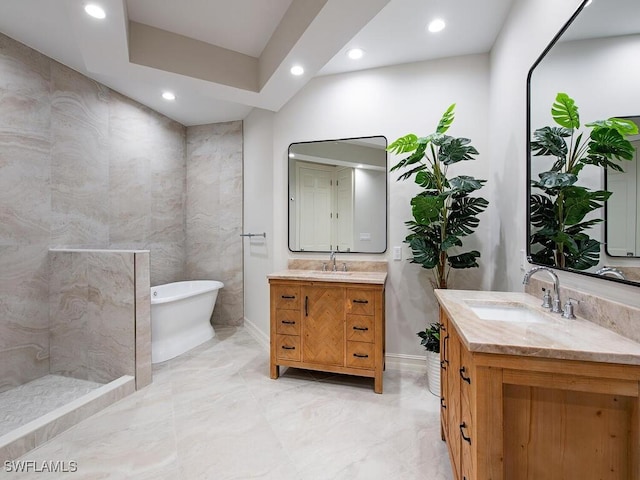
[460,422,471,444]
[281,346,296,350]
[353,353,369,358]
[460,366,471,384]
[281,320,296,325]
[353,326,369,331]
[352,299,369,304]
[440,397,446,409]
[305,296,308,316]
[281,295,296,299]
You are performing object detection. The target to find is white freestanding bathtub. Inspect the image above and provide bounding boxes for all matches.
[150,280,224,364]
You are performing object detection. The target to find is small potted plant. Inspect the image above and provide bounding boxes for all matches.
[418,322,441,395]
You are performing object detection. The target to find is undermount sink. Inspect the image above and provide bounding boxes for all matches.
[467,303,549,324]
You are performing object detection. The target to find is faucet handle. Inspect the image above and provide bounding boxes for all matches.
[541,288,552,309]
[342,263,348,272]
[321,262,327,272]
[562,298,579,319]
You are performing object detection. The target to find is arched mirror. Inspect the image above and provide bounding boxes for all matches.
[527,0,640,286]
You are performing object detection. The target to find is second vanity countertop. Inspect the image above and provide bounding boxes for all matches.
[267,269,387,285]
[435,289,640,366]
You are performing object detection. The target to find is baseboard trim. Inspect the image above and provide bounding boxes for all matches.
[243,317,269,349]
[385,353,427,372]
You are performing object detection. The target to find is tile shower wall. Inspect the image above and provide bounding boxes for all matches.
[0,32,187,392]
[49,250,151,388]
[186,122,243,326]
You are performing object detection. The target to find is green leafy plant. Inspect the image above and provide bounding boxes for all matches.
[388,104,489,289]
[417,323,441,353]
[530,93,638,269]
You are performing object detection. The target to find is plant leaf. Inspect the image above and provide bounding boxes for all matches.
[551,92,580,129]
[436,104,456,134]
[448,251,480,269]
[407,236,439,269]
[436,136,479,165]
[447,196,489,236]
[531,126,571,159]
[588,127,636,161]
[441,235,462,251]
[536,171,577,189]
[387,133,418,154]
[411,194,446,224]
[449,175,486,194]
[564,235,601,270]
[562,187,611,225]
[585,117,639,136]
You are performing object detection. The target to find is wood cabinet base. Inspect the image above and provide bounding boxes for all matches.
[439,308,640,480]
[270,279,385,394]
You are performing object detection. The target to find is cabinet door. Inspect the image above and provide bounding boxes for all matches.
[446,325,462,480]
[460,344,475,480]
[302,286,345,366]
[440,309,450,436]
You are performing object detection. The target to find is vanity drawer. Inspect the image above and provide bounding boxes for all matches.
[276,334,301,361]
[346,289,375,315]
[275,309,300,335]
[346,341,375,369]
[273,285,301,310]
[346,315,374,343]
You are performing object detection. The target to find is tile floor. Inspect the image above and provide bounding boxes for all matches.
[5,327,452,479]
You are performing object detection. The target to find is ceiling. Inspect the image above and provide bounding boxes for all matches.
[0,0,516,126]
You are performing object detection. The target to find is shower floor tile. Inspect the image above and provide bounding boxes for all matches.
[0,375,102,437]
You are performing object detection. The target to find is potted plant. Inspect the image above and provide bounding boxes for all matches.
[530,92,638,269]
[389,104,488,393]
[418,322,441,395]
[387,104,489,289]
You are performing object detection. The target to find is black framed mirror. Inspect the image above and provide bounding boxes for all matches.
[527,0,640,286]
[288,136,387,253]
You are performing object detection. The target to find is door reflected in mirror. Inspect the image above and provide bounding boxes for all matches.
[288,136,387,253]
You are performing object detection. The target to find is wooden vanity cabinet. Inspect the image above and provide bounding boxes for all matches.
[439,307,640,480]
[269,279,385,393]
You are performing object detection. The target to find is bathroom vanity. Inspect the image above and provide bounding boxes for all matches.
[267,268,386,393]
[436,290,640,480]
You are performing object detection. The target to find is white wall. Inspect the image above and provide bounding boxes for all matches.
[245,54,492,358]
[490,0,640,306]
[242,108,275,342]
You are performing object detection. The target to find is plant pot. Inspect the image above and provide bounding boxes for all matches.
[426,350,441,396]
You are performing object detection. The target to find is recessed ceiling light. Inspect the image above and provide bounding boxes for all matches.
[162,91,176,101]
[427,18,446,33]
[347,48,364,60]
[290,65,304,76]
[84,4,106,19]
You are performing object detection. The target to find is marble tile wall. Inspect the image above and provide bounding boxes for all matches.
[186,122,243,326]
[49,250,137,383]
[0,32,187,391]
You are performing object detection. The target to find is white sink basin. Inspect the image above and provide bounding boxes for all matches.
[467,303,548,323]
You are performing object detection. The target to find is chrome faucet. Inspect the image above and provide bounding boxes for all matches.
[595,266,626,280]
[523,266,562,313]
[329,249,337,272]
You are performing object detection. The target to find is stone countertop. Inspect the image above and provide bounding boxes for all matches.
[435,289,640,366]
[267,269,387,285]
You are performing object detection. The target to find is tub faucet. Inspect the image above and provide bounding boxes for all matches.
[329,249,337,271]
[523,266,562,313]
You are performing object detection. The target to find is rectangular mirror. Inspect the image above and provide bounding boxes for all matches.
[288,136,387,253]
[527,0,640,286]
